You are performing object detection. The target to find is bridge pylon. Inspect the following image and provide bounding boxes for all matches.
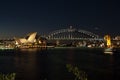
[104,35,112,48]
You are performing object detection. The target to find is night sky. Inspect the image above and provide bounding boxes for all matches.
[0,0,120,38]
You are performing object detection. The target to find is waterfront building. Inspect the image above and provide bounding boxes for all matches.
[15,32,37,45]
[14,32,46,48]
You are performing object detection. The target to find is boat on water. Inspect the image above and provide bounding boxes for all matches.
[104,47,120,55]
[104,47,113,55]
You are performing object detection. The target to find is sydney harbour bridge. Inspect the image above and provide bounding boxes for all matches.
[46,26,103,41]
[43,26,104,47]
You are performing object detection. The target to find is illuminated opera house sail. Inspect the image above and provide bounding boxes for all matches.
[14,32,47,48]
[15,32,37,45]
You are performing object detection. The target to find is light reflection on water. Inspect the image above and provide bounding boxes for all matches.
[0,48,120,80]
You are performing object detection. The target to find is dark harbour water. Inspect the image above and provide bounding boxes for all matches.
[0,48,120,80]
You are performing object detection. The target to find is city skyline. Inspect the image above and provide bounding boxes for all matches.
[0,0,120,38]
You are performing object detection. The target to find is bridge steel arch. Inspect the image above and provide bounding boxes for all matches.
[46,27,101,40]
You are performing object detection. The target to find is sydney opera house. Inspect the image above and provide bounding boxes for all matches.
[14,32,46,48]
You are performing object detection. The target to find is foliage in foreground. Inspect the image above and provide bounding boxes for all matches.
[66,64,87,80]
[0,73,16,80]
